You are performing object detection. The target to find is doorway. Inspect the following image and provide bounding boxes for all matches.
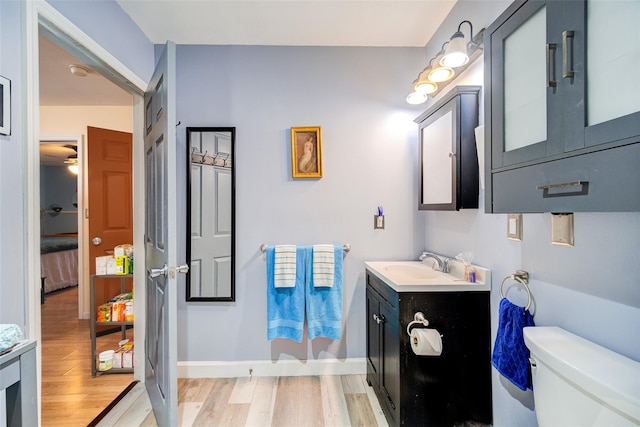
[38,34,137,426]
[26,2,149,424]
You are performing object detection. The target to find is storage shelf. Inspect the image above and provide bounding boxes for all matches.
[90,274,134,377]
[96,367,134,375]
[95,321,133,326]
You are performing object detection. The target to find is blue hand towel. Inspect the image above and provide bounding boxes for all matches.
[306,246,343,340]
[266,246,306,342]
[492,298,536,390]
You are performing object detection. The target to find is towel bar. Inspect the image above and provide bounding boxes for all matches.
[260,243,351,253]
[500,270,532,311]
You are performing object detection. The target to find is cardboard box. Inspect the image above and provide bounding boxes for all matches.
[106,257,116,275]
[122,348,133,368]
[115,255,129,275]
[114,244,133,257]
[112,348,125,368]
[95,256,112,275]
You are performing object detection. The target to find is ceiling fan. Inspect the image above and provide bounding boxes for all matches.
[63,145,79,174]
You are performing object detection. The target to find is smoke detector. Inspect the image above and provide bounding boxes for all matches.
[69,64,91,77]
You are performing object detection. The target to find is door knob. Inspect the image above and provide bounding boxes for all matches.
[176,264,189,274]
[148,265,168,279]
[92,237,102,246]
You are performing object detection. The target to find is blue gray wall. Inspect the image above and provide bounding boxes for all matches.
[0,0,27,327]
[175,44,426,361]
[40,166,78,235]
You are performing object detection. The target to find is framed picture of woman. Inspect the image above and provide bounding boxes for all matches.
[291,126,322,179]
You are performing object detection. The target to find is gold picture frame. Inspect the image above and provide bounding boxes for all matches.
[291,126,322,179]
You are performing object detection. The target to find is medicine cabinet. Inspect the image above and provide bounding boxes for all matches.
[415,86,480,211]
[484,0,640,213]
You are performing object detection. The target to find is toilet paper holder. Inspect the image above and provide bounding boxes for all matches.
[406,312,430,336]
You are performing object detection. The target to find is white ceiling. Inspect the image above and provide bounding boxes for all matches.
[39,1,456,163]
[116,0,456,47]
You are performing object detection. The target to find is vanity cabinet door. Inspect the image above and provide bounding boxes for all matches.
[366,288,382,390]
[366,273,400,426]
[416,86,480,211]
[379,299,400,421]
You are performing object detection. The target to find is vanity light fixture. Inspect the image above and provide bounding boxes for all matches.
[406,20,485,104]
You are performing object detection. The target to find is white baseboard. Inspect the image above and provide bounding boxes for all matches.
[178,357,367,379]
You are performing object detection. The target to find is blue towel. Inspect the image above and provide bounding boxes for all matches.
[492,298,535,390]
[306,246,343,340]
[266,246,306,342]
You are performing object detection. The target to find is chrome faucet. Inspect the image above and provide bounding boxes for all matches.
[418,252,450,273]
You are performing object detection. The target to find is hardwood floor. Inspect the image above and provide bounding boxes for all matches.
[42,287,388,427]
[41,286,134,426]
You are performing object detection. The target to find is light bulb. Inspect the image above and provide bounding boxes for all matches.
[406,91,427,105]
[441,32,469,68]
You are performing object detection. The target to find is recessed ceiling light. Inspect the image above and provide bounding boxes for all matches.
[69,64,91,77]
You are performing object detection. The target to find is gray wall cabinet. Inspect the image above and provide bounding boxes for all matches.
[484,0,640,213]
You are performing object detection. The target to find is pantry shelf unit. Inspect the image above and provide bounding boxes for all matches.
[90,273,134,377]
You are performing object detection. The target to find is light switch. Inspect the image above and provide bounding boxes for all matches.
[507,214,522,241]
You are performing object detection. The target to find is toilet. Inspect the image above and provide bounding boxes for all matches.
[523,326,640,426]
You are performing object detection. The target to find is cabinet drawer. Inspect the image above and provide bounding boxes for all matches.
[491,143,640,213]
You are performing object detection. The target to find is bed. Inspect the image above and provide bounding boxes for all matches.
[41,235,78,295]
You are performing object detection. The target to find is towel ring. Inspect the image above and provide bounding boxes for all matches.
[500,270,532,311]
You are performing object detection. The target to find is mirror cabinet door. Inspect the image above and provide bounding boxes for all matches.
[186,127,235,301]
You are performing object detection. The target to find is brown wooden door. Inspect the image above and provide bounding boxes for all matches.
[88,126,133,315]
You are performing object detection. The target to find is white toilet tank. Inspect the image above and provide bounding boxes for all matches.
[524,326,640,427]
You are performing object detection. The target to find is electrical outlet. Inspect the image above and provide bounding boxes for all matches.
[551,213,574,247]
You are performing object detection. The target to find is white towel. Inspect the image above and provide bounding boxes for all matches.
[274,245,297,288]
[313,244,335,287]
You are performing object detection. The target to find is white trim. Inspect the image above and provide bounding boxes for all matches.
[177,358,367,379]
[36,1,146,95]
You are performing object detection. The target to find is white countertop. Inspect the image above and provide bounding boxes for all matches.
[365,260,491,293]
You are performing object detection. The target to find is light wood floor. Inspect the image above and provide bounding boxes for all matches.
[41,286,135,426]
[42,287,388,427]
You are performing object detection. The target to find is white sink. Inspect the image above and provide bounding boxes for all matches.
[382,263,441,280]
[365,259,491,292]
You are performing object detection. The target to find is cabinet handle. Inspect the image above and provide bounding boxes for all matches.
[546,43,557,88]
[562,31,575,79]
[373,314,385,324]
[537,180,589,198]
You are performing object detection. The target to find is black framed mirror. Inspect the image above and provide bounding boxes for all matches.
[186,127,235,301]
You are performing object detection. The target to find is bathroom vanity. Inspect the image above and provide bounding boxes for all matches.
[365,261,492,427]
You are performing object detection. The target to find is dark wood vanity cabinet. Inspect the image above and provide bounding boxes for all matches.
[366,271,492,427]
